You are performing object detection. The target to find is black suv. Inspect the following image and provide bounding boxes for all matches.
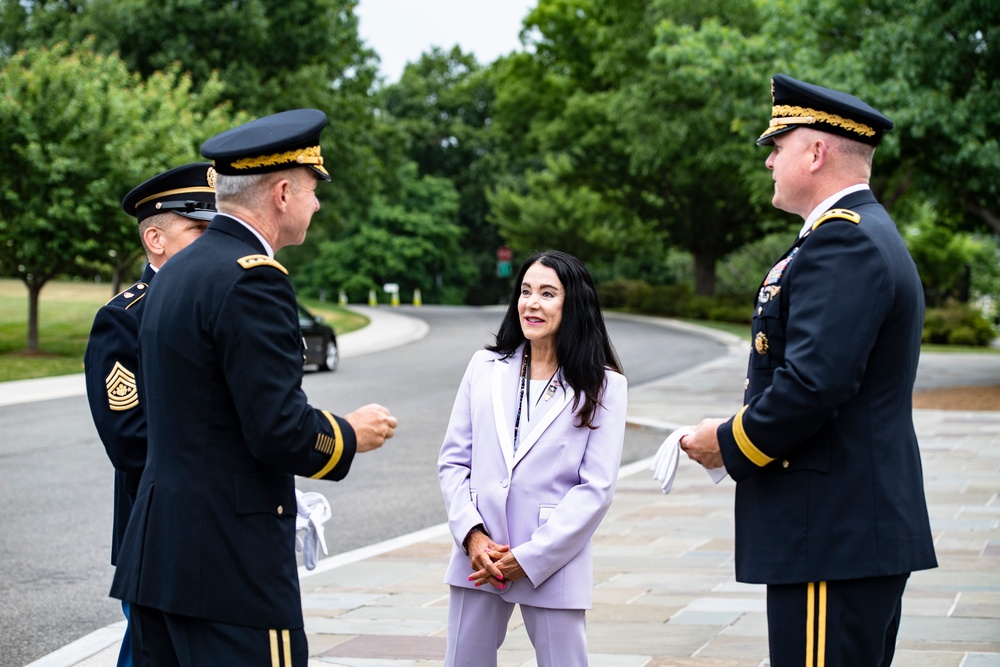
[298,303,339,372]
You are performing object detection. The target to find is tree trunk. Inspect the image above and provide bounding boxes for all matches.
[965,198,1000,235]
[26,280,43,352]
[693,252,718,297]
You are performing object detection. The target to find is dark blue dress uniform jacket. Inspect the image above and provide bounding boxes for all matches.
[717,189,937,585]
[84,264,156,566]
[110,215,357,630]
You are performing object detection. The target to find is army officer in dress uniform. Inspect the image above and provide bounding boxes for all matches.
[679,75,937,666]
[84,162,217,667]
[110,109,398,667]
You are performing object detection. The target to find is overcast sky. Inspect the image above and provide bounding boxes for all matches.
[355,0,535,83]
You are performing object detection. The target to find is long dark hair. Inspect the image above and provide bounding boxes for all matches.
[487,250,622,429]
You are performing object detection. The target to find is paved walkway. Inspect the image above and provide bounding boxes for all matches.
[25,309,1000,667]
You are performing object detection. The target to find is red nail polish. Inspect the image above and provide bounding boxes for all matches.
[497,573,503,580]
[498,584,505,589]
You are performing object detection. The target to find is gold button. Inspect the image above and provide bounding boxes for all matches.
[782,460,789,469]
[277,505,284,515]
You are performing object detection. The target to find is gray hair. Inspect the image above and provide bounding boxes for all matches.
[215,169,314,211]
[214,172,275,210]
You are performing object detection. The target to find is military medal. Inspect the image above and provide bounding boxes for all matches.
[764,248,799,285]
[758,285,781,305]
[755,332,769,355]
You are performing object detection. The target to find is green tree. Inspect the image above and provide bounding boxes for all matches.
[615,10,782,296]
[0,41,234,351]
[489,155,648,268]
[753,0,999,235]
[300,163,477,305]
[1,0,384,267]
[750,0,999,308]
[488,0,666,281]
[379,47,510,303]
[487,0,777,294]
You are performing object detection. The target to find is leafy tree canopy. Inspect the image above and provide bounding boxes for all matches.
[0,40,236,350]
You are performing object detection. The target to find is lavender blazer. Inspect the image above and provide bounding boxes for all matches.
[439,345,627,609]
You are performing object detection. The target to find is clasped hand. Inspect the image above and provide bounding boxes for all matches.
[679,417,726,469]
[465,531,524,590]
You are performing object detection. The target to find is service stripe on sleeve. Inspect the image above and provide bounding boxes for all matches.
[732,405,774,467]
[310,411,345,479]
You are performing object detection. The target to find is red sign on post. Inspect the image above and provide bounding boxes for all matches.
[497,246,512,262]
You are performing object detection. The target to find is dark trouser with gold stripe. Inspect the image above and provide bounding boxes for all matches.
[765,574,910,667]
[130,604,307,667]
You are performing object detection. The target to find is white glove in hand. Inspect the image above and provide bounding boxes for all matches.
[295,489,331,570]
[649,426,728,494]
[650,426,690,494]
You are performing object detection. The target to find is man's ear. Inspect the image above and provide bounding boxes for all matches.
[143,225,165,258]
[273,177,293,211]
[808,138,828,174]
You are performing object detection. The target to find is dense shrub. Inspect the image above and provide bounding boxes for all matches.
[598,279,751,324]
[922,302,997,347]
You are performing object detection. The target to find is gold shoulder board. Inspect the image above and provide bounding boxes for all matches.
[236,254,288,275]
[811,208,861,231]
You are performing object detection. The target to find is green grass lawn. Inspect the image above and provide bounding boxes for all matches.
[0,278,370,383]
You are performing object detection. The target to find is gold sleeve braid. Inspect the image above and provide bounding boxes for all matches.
[732,405,774,467]
[310,411,344,479]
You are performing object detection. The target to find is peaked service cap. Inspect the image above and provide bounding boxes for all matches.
[200,109,330,181]
[121,162,217,223]
[757,73,893,147]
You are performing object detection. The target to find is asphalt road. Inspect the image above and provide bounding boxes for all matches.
[0,306,728,666]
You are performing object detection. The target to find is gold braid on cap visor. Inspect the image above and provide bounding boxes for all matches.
[134,186,215,210]
[229,145,324,170]
[759,104,876,140]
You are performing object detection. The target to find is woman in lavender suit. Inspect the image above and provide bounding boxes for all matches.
[438,250,628,667]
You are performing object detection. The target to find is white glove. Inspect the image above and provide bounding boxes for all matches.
[649,426,728,493]
[650,426,690,494]
[295,489,331,570]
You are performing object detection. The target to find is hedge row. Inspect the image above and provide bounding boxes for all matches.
[598,280,997,348]
[922,302,997,347]
[598,279,751,324]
